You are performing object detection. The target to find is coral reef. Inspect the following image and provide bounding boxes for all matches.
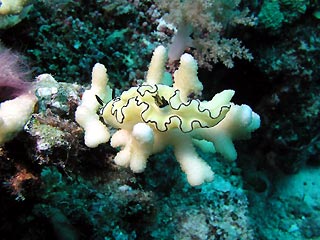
[1,0,159,86]
[0,1,319,239]
[258,0,310,31]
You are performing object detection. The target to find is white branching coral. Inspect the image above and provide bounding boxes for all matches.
[75,64,112,148]
[76,45,260,186]
[0,93,37,145]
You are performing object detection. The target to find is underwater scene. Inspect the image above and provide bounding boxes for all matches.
[0,0,319,239]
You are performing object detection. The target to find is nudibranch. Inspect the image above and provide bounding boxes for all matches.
[75,46,260,186]
[101,83,232,133]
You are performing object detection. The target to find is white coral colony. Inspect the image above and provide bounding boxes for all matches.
[75,46,260,186]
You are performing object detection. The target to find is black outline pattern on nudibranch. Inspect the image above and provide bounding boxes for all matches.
[107,84,231,133]
[153,94,169,108]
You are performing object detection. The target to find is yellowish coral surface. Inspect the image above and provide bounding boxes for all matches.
[0,0,29,15]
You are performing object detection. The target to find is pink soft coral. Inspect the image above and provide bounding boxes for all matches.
[0,49,31,102]
[156,0,256,69]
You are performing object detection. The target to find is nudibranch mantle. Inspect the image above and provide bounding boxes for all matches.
[102,83,233,133]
